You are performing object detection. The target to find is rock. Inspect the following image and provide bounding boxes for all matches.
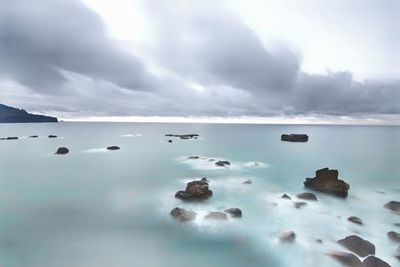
[175,178,213,201]
[395,223,400,227]
[316,239,323,244]
[55,147,69,155]
[293,201,307,209]
[337,235,375,257]
[188,156,199,159]
[297,192,318,201]
[278,231,296,242]
[165,134,199,139]
[6,136,18,140]
[328,251,363,267]
[205,211,228,220]
[303,168,350,198]
[395,246,400,261]
[384,201,400,213]
[170,207,197,222]
[224,208,242,218]
[29,135,38,138]
[107,146,120,150]
[281,134,308,142]
[387,231,400,242]
[168,140,172,143]
[48,135,57,138]
[281,194,292,200]
[243,179,253,184]
[215,160,231,167]
[363,256,391,267]
[348,216,363,225]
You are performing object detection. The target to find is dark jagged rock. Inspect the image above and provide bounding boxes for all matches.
[328,251,363,267]
[297,192,318,201]
[363,256,391,267]
[281,134,308,142]
[243,179,253,184]
[107,146,120,150]
[293,201,307,209]
[337,235,375,257]
[0,103,58,123]
[6,136,18,140]
[348,216,363,225]
[304,168,350,198]
[281,193,292,200]
[384,201,400,213]
[224,208,242,218]
[48,135,57,138]
[170,207,197,222]
[55,147,69,155]
[387,231,400,243]
[205,211,228,220]
[215,160,230,167]
[188,156,199,159]
[29,135,39,138]
[278,231,296,242]
[175,178,213,201]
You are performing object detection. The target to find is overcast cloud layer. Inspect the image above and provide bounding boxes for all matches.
[0,0,399,122]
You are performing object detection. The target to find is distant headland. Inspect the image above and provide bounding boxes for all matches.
[0,104,58,123]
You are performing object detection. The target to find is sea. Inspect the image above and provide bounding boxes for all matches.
[0,122,399,267]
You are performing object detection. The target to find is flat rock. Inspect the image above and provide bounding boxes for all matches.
[55,147,69,155]
[170,207,197,222]
[384,201,400,213]
[215,160,231,167]
[29,135,38,138]
[175,177,213,201]
[224,208,242,218]
[387,231,400,242]
[363,256,391,267]
[48,135,57,138]
[337,235,375,257]
[205,211,228,220]
[281,134,309,142]
[348,216,363,225]
[6,137,18,140]
[329,251,363,267]
[107,146,120,150]
[278,231,296,242]
[304,168,350,198]
[243,179,253,184]
[297,192,318,200]
[188,156,199,159]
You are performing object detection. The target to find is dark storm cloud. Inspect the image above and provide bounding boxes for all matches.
[0,0,153,91]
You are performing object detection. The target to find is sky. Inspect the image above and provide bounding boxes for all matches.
[0,0,399,124]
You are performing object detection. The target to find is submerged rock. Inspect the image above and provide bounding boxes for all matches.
[328,251,363,267]
[297,192,318,200]
[387,231,400,243]
[55,147,69,155]
[348,216,363,225]
[395,246,400,261]
[384,201,400,213]
[278,231,296,242]
[170,207,197,222]
[337,235,375,257]
[107,146,120,150]
[205,211,228,220]
[303,168,350,198]
[243,179,253,184]
[293,201,307,209]
[215,160,231,167]
[281,134,308,142]
[48,135,57,138]
[224,208,242,218]
[175,177,213,201]
[281,193,292,200]
[363,256,391,267]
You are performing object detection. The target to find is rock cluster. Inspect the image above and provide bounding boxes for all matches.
[175,178,213,201]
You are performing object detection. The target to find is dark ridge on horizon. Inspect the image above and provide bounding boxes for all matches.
[0,103,58,123]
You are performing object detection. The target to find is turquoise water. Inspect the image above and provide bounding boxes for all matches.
[0,122,399,267]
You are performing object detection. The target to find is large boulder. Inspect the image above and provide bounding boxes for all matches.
[278,231,296,242]
[348,216,363,225]
[175,178,213,201]
[384,201,400,213]
[363,256,391,267]
[205,211,228,220]
[215,161,231,167]
[337,235,375,257]
[170,207,197,222]
[297,192,318,200]
[55,147,69,155]
[328,251,363,267]
[224,208,242,218]
[281,134,308,142]
[387,231,400,243]
[304,168,350,198]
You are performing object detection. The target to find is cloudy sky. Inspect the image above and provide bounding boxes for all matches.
[0,0,399,124]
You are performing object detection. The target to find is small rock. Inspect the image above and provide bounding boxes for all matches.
[384,201,400,213]
[328,251,363,267]
[387,231,400,243]
[107,146,120,150]
[297,192,318,201]
[293,201,307,209]
[188,156,199,159]
[170,207,197,222]
[168,140,172,143]
[55,147,69,155]
[205,211,228,220]
[215,160,231,167]
[348,216,363,225]
[316,239,323,244]
[6,137,18,140]
[243,179,253,184]
[281,194,292,200]
[337,235,375,257]
[395,246,400,261]
[281,134,309,142]
[278,231,296,242]
[363,256,391,267]
[48,135,57,138]
[29,135,39,138]
[224,208,242,218]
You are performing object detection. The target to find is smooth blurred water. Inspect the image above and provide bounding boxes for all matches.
[0,122,399,267]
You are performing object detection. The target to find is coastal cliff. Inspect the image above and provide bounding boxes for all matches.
[0,104,58,123]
